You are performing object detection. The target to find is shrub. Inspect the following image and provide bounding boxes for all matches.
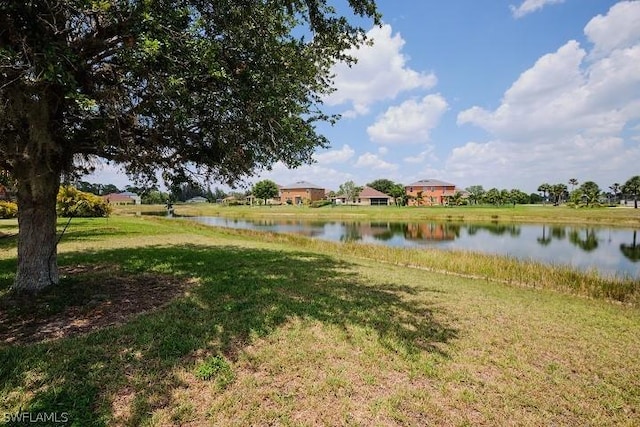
[0,201,18,219]
[310,200,333,208]
[57,186,112,217]
[194,355,235,389]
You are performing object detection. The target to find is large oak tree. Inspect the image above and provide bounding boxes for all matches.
[0,0,379,291]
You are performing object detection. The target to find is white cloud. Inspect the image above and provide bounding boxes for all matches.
[367,94,448,143]
[378,146,389,155]
[585,1,640,58]
[455,1,640,191]
[404,146,437,164]
[354,153,399,171]
[325,24,437,117]
[510,0,565,19]
[444,135,638,191]
[313,144,355,164]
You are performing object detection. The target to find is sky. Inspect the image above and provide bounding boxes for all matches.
[88,0,640,194]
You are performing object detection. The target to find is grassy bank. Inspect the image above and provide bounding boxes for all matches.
[115,203,640,227]
[1,217,639,425]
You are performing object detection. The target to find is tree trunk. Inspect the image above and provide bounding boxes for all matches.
[11,90,63,292]
[13,167,61,292]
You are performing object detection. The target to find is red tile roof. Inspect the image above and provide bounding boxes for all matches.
[359,186,392,199]
[102,193,135,202]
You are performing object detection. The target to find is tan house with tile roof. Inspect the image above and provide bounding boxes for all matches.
[334,186,393,206]
[405,179,457,206]
[280,181,325,204]
[102,192,140,205]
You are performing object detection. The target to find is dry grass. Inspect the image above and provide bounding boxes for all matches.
[1,217,639,426]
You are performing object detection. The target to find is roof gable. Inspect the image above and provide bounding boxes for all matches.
[102,193,134,201]
[281,181,324,190]
[406,179,455,187]
[359,186,392,198]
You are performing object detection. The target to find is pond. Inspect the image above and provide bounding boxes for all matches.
[186,216,640,278]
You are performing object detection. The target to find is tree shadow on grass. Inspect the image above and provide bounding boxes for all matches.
[0,244,457,426]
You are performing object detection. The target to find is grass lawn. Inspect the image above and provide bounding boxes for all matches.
[1,216,639,426]
[113,203,640,227]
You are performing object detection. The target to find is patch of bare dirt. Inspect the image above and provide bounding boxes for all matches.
[0,264,196,345]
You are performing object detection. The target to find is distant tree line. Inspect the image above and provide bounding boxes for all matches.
[6,173,640,209]
[71,180,230,204]
[538,176,640,208]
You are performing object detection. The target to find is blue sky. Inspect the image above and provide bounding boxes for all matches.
[90,0,640,194]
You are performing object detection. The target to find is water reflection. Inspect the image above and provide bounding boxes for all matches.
[404,223,460,242]
[537,225,552,246]
[186,216,640,277]
[468,223,520,237]
[568,229,599,252]
[537,225,600,252]
[621,230,640,262]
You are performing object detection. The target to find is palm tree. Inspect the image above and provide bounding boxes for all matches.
[579,181,601,207]
[609,183,621,204]
[569,178,578,191]
[551,183,568,205]
[537,183,551,205]
[449,191,464,206]
[622,176,640,209]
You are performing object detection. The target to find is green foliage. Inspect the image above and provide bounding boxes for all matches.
[210,187,227,201]
[1,0,380,290]
[1,1,380,186]
[194,355,235,389]
[530,192,543,204]
[142,190,169,205]
[622,175,640,208]
[338,180,363,204]
[579,181,601,207]
[484,188,502,205]
[252,180,279,204]
[0,170,15,187]
[368,179,406,205]
[538,183,552,204]
[465,185,485,205]
[311,200,333,208]
[0,201,18,219]
[448,191,465,206]
[75,181,120,196]
[170,182,207,203]
[367,179,396,195]
[57,186,111,218]
[509,189,530,205]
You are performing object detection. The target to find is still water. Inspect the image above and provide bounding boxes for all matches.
[187,216,640,278]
